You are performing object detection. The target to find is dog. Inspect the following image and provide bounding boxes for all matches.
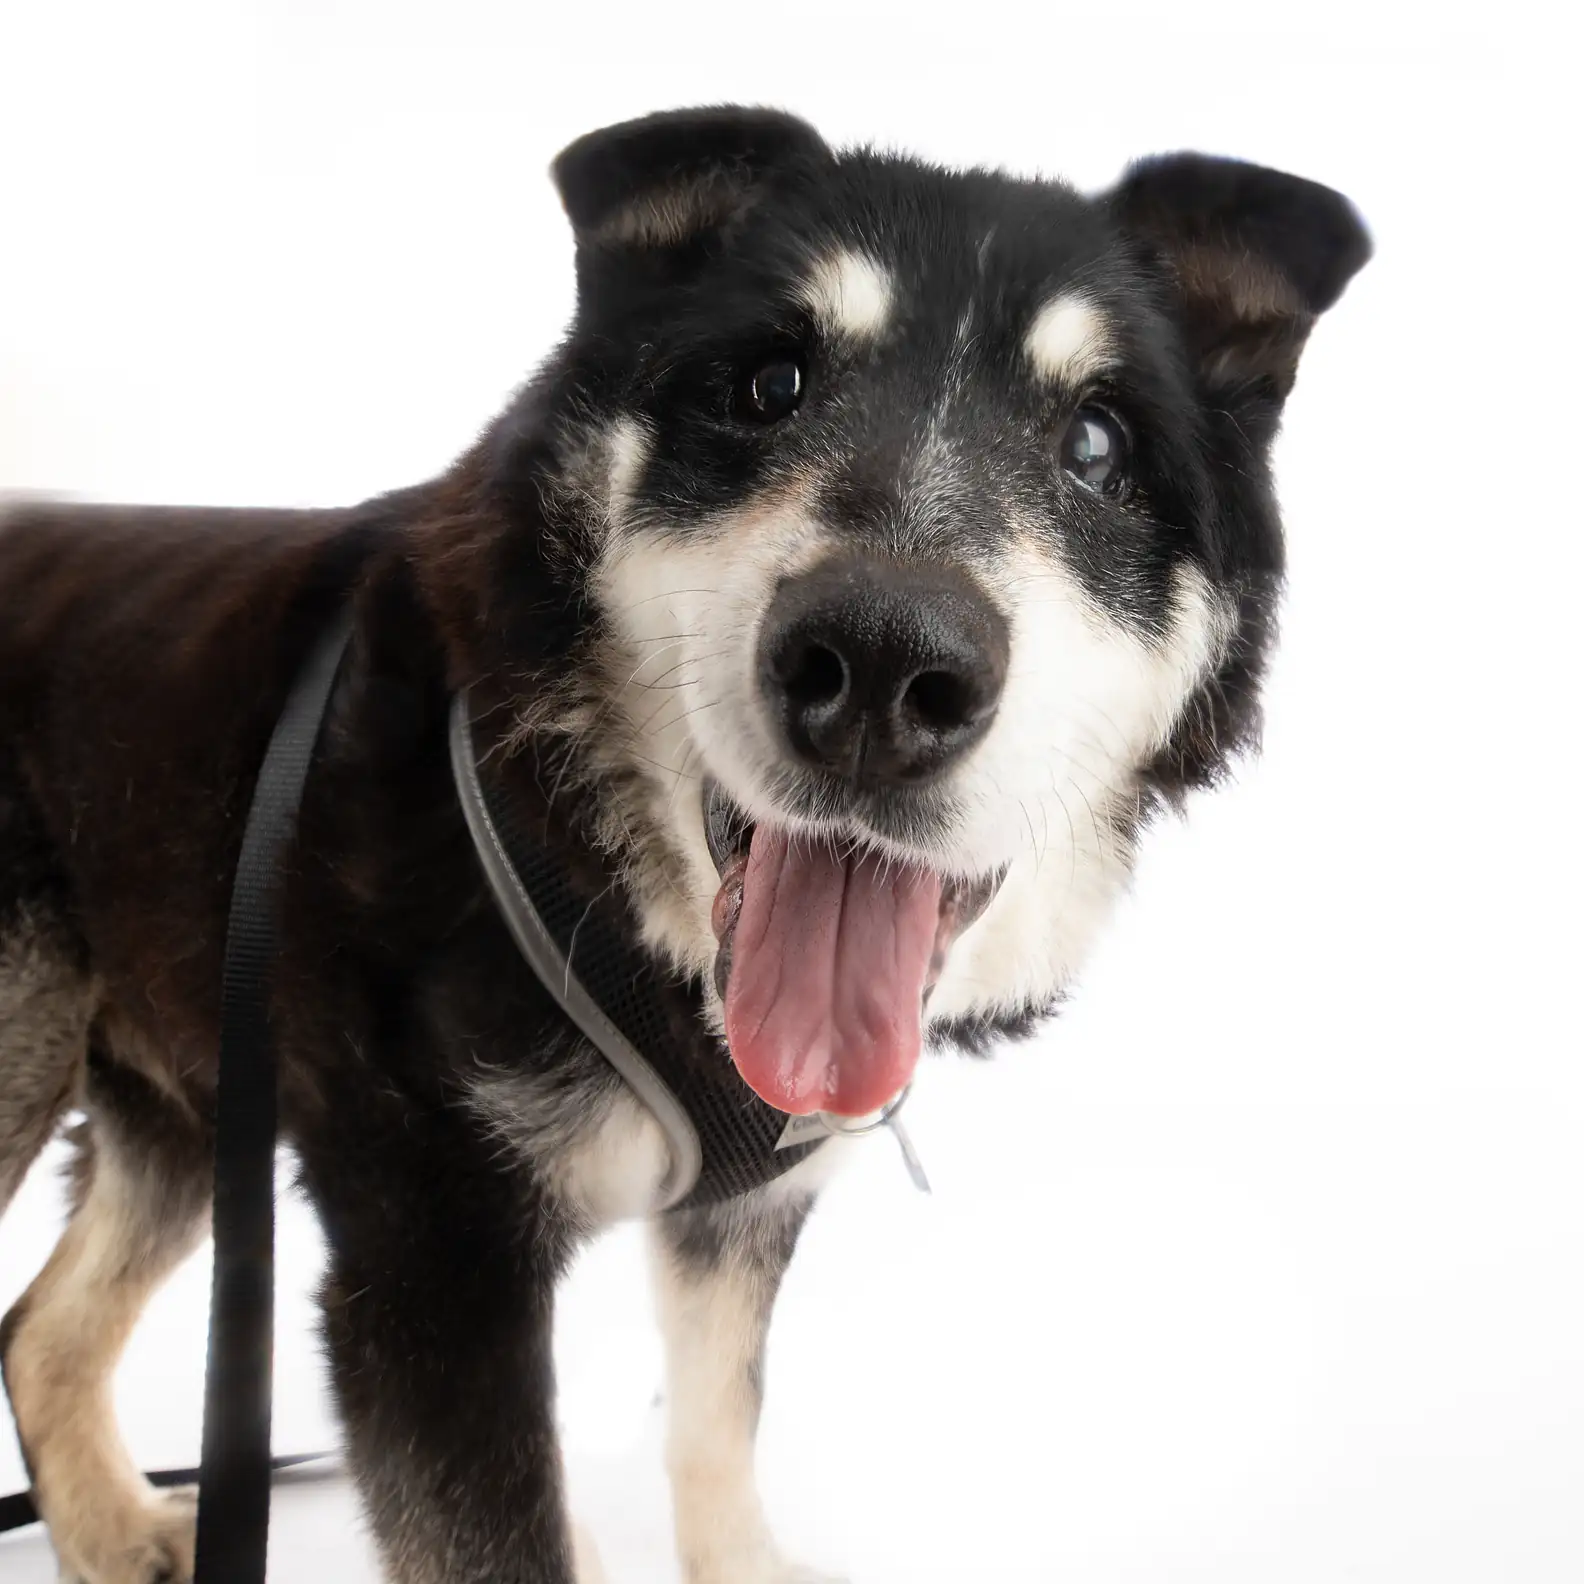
[0,105,1369,1583]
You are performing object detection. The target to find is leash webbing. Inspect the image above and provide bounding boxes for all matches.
[0,618,350,1565]
[0,1455,332,1537]
[191,612,352,1584]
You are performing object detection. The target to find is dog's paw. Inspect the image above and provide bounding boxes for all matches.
[55,1487,197,1584]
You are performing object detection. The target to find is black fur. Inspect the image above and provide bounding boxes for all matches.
[552,104,830,241]
[0,107,1369,1583]
[1113,152,1373,315]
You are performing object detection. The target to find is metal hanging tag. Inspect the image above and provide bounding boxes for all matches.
[885,1112,932,1194]
[786,1085,931,1194]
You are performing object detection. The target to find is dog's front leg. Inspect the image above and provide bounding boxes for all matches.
[306,1131,588,1584]
[649,1193,840,1584]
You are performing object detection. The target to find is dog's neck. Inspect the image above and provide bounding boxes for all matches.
[396,441,716,989]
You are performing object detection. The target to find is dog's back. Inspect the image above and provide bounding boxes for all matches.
[0,501,366,1205]
[1,499,360,740]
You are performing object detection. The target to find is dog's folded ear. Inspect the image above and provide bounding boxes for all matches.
[552,106,831,250]
[1107,154,1371,401]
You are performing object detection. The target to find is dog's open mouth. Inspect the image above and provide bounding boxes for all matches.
[704,780,1001,1118]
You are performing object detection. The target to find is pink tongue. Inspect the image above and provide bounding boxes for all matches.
[723,827,942,1117]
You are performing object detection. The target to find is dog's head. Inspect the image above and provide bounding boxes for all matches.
[489,107,1368,1118]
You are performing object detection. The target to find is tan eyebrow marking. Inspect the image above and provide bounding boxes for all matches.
[1023,292,1114,386]
[796,250,894,340]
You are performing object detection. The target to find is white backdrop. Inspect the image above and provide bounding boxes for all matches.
[2,3,1579,1581]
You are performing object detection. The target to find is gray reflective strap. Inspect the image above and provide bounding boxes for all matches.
[448,693,702,1210]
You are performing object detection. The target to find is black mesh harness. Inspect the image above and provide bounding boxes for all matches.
[448,688,830,1208]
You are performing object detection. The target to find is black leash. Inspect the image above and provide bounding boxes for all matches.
[1,617,351,1568]
[191,612,352,1583]
[0,1454,331,1537]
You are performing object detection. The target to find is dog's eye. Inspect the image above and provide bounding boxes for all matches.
[737,358,805,423]
[1059,405,1130,494]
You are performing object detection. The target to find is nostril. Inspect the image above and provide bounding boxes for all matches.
[759,561,1009,783]
[783,642,847,708]
[903,669,976,732]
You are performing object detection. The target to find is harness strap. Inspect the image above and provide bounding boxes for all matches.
[450,692,829,1208]
[449,692,704,1207]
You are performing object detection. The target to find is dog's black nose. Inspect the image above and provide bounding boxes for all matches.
[758,560,1009,786]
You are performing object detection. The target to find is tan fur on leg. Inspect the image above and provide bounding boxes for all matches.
[651,1235,776,1582]
[2,1127,207,1584]
[649,1213,841,1584]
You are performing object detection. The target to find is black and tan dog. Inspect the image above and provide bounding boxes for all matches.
[0,107,1369,1583]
